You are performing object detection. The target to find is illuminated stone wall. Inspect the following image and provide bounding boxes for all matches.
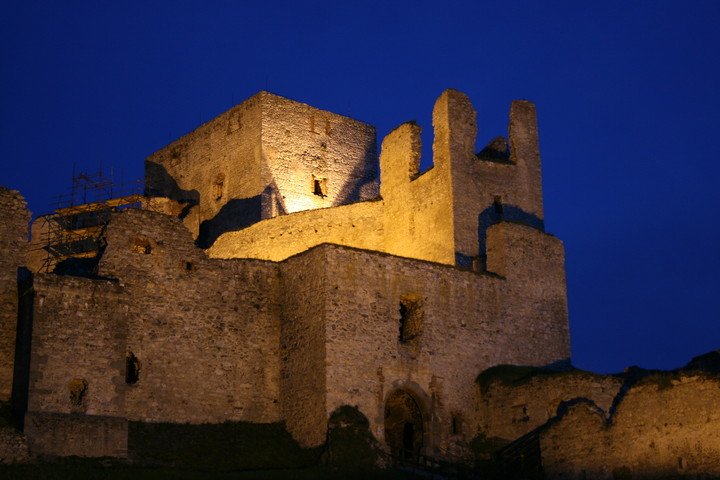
[145,92,378,242]
[209,200,383,261]
[261,92,378,212]
[475,369,622,443]
[0,188,30,402]
[541,373,720,479]
[208,90,547,270]
[281,225,569,450]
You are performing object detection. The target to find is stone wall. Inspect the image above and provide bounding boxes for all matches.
[282,235,568,454]
[541,373,720,479]
[209,199,383,261]
[379,121,455,265]
[28,274,128,417]
[421,91,545,265]
[25,209,284,456]
[0,424,28,463]
[145,93,263,241]
[261,92,378,212]
[476,368,622,442]
[277,250,329,447]
[98,209,282,424]
[145,92,378,243]
[207,90,548,272]
[0,188,30,402]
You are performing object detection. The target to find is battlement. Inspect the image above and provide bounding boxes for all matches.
[208,89,547,271]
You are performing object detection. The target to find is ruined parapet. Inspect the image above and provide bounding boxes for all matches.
[145,91,379,246]
[379,119,455,264]
[203,89,559,278]
[444,92,544,269]
[474,365,622,444]
[380,90,547,269]
[540,372,720,479]
[0,188,30,402]
[540,400,611,479]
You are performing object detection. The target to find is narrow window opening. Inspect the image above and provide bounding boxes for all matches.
[678,457,685,470]
[312,176,327,197]
[185,261,194,271]
[213,173,225,202]
[126,352,140,385]
[399,294,423,343]
[68,378,88,407]
[493,195,504,216]
[451,415,462,435]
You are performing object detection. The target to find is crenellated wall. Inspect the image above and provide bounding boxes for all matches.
[208,90,547,270]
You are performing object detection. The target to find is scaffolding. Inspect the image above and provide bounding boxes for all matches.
[36,170,144,274]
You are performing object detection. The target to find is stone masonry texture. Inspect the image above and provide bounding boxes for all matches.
[0,89,716,477]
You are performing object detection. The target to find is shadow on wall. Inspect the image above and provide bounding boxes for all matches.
[128,420,322,470]
[144,161,200,206]
[332,146,380,206]
[477,203,544,270]
[11,267,34,431]
[324,406,384,469]
[197,196,262,248]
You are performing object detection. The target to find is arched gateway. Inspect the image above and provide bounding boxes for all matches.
[384,389,425,458]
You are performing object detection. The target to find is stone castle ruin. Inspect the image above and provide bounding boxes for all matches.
[0,90,718,477]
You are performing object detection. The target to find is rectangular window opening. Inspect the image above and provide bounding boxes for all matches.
[399,294,423,343]
[493,195,503,215]
[451,415,462,435]
[312,175,327,197]
[126,352,140,385]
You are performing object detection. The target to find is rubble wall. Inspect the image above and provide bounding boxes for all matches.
[476,369,622,442]
[541,373,720,479]
[299,234,568,452]
[98,209,282,424]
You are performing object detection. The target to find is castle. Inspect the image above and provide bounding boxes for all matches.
[0,90,718,478]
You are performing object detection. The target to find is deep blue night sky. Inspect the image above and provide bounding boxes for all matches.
[1,1,719,373]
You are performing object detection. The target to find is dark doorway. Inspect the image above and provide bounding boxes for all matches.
[384,389,424,459]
